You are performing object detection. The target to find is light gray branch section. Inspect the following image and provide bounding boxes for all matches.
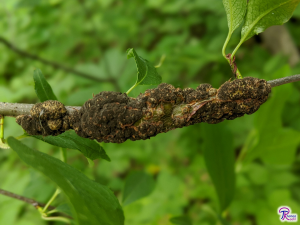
[0,102,81,117]
[267,74,300,87]
[1,74,300,117]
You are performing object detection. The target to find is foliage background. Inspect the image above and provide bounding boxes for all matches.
[1,0,300,224]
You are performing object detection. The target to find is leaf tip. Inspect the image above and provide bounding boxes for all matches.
[126,48,134,59]
[6,136,15,144]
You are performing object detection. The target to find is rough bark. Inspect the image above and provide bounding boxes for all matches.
[15,77,271,143]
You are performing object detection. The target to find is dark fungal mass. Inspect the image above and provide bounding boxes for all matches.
[16,101,70,136]
[16,77,271,143]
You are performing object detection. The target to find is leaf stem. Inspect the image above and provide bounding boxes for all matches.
[1,133,29,148]
[234,67,243,79]
[46,209,59,215]
[126,83,137,95]
[225,54,243,79]
[0,115,4,140]
[222,32,243,79]
[41,215,71,224]
[42,189,61,213]
[222,32,232,60]
[0,115,9,149]
[155,54,166,68]
[15,134,29,140]
[231,40,243,60]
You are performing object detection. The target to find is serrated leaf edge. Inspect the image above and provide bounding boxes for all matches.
[241,0,294,41]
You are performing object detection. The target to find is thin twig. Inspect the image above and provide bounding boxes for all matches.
[0,188,54,210]
[0,102,81,117]
[0,36,118,85]
[0,188,73,220]
[267,74,300,87]
[42,189,61,213]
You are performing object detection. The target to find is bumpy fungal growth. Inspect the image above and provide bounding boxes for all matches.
[16,101,70,136]
[16,77,271,143]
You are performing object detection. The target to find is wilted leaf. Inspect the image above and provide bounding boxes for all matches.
[126,48,162,93]
[122,171,155,206]
[7,137,124,225]
[33,68,57,102]
[201,122,235,212]
[32,130,110,161]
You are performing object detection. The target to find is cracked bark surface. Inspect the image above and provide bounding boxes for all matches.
[15,77,271,143]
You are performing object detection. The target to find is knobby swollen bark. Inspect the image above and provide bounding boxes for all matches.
[0,75,299,143]
[8,77,271,143]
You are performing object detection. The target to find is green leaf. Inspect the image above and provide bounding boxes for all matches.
[7,137,124,225]
[170,216,192,225]
[217,215,233,225]
[126,48,162,94]
[56,203,73,217]
[33,68,57,102]
[222,0,247,35]
[201,122,235,212]
[222,0,247,57]
[244,66,300,165]
[122,171,155,206]
[239,0,300,45]
[32,130,110,161]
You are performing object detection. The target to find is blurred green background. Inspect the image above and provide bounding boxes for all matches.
[1,0,300,224]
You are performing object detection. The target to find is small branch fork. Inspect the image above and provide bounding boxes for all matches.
[0,148,72,223]
[226,53,243,79]
[0,188,53,210]
[0,188,72,223]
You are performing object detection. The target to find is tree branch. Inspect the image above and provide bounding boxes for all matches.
[0,188,72,219]
[0,75,298,118]
[267,74,300,87]
[0,102,80,117]
[0,36,121,91]
[0,188,54,210]
[13,78,272,143]
[0,76,299,143]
